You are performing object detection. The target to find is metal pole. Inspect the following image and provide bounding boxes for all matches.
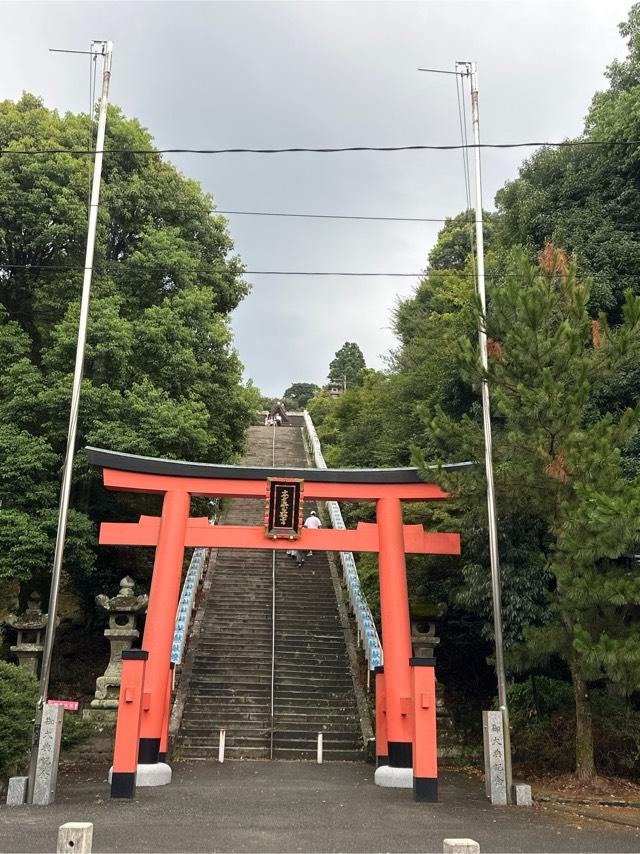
[270,423,276,759]
[463,60,513,802]
[28,40,112,800]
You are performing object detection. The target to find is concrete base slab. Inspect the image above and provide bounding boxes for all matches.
[108,762,172,787]
[374,765,413,788]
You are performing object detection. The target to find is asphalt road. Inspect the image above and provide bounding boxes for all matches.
[2,760,640,853]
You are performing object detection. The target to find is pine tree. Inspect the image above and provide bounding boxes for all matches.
[420,246,640,779]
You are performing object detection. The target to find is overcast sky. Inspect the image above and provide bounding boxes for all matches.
[0,1,633,395]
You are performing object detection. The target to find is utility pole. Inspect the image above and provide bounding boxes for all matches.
[457,59,513,803]
[27,40,113,802]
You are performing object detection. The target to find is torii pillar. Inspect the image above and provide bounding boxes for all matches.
[377,496,413,768]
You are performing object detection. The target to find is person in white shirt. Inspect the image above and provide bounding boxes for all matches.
[295,510,322,566]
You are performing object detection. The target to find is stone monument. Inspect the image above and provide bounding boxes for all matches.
[33,703,64,806]
[6,592,49,677]
[482,709,508,805]
[86,577,148,724]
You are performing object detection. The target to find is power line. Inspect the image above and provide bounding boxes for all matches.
[4,259,640,283]
[0,262,423,277]
[1,139,640,156]
[0,192,479,223]
[216,210,464,223]
[246,270,420,277]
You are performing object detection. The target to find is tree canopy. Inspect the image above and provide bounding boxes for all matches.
[283,382,319,409]
[0,94,259,602]
[328,342,366,389]
[496,5,640,320]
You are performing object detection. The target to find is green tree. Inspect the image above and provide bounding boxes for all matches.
[0,663,38,781]
[427,210,497,272]
[328,342,366,389]
[419,247,640,780]
[496,4,640,320]
[283,382,319,409]
[0,94,257,600]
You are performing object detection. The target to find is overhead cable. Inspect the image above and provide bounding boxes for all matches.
[4,260,640,283]
[1,139,640,156]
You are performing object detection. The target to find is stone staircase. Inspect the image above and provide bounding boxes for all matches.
[175,426,364,761]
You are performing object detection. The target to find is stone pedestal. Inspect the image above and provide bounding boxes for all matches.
[108,762,172,788]
[482,710,507,805]
[5,593,49,677]
[374,765,413,788]
[33,704,64,806]
[86,577,148,725]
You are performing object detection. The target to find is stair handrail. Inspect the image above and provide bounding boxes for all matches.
[171,542,210,666]
[302,410,383,670]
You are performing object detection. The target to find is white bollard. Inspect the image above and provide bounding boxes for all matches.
[218,729,226,763]
[57,822,93,854]
[443,840,480,854]
[317,732,323,764]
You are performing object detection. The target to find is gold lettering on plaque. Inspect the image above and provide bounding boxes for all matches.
[279,489,290,526]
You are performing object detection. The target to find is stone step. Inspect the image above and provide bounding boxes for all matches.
[175,425,364,761]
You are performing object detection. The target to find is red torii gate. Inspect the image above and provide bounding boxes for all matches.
[86,447,463,803]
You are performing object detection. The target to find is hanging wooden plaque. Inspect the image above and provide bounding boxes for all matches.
[265,477,304,539]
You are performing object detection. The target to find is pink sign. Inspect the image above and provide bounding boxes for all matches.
[48,699,79,711]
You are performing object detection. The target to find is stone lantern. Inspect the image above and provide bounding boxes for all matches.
[410,598,447,659]
[87,576,148,723]
[6,592,49,677]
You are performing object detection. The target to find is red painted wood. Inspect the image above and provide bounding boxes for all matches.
[412,664,438,782]
[112,654,147,775]
[102,468,448,502]
[375,670,388,761]
[377,496,413,754]
[139,491,190,757]
[98,518,461,555]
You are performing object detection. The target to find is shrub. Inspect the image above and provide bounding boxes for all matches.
[61,713,94,751]
[507,676,640,779]
[507,677,575,772]
[0,662,38,780]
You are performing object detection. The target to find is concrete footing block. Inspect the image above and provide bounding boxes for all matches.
[514,783,532,806]
[6,776,28,805]
[108,762,172,788]
[57,822,93,853]
[443,839,480,854]
[374,765,413,788]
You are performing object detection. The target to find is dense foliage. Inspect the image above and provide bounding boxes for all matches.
[0,662,38,781]
[0,95,259,607]
[328,341,366,389]
[282,382,319,409]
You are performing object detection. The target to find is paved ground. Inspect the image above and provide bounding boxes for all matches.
[2,760,640,853]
